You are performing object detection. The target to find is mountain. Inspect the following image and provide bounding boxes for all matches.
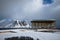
[0,19,31,28]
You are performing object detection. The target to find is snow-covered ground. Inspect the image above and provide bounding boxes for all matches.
[0,29,60,40]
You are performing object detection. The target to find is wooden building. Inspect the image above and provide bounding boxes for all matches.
[31,20,56,29]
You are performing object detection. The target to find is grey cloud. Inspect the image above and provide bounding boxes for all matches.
[0,0,60,28]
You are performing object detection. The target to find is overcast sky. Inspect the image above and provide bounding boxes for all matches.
[0,0,60,28]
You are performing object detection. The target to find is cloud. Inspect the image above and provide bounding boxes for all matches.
[9,0,44,20]
[0,0,60,28]
[23,0,43,13]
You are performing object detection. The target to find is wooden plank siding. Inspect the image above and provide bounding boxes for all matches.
[31,20,56,29]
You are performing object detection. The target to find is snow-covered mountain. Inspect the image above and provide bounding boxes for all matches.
[13,20,31,28]
[0,19,31,28]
